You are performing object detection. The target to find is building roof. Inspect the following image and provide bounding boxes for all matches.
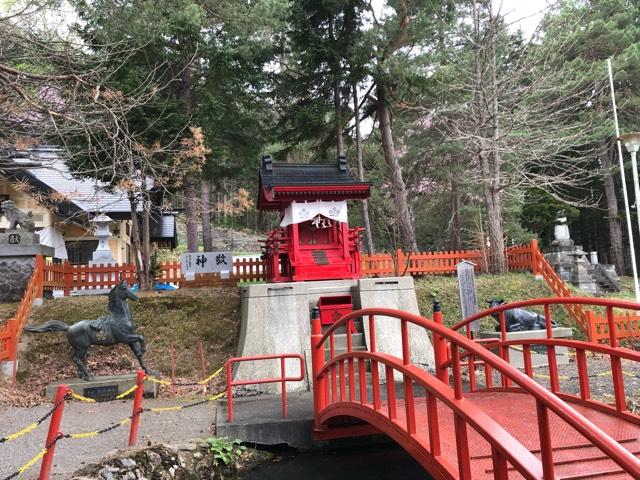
[1,145,178,247]
[258,156,371,211]
[3,145,136,219]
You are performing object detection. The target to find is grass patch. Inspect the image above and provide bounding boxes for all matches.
[414,272,575,333]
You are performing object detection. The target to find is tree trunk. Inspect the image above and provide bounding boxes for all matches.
[185,180,199,252]
[602,140,625,274]
[487,19,506,273]
[201,180,213,252]
[179,54,200,252]
[335,84,345,157]
[450,182,462,250]
[127,192,145,286]
[376,84,417,251]
[141,190,152,289]
[353,84,375,253]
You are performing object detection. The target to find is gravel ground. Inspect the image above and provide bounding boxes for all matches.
[0,397,216,480]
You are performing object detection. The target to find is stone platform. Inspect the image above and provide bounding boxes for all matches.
[235,277,434,394]
[45,374,159,401]
[478,327,573,368]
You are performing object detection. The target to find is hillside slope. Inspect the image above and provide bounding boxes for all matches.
[8,288,239,405]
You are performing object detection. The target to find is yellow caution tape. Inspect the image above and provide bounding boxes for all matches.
[146,376,172,385]
[533,373,569,381]
[67,431,98,439]
[207,392,225,401]
[116,384,138,399]
[4,422,38,442]
[18,448,47,474]
[70,392,96,403]
[596,370,637,378]
[120,418,131,425]
[198,365,225,385]
[149,406,182,413]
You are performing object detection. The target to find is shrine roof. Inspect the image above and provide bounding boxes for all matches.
[258,156,371,210]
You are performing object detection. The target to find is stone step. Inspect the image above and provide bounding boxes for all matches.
[326,333,367,350]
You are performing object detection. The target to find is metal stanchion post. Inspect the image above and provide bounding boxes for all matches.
[38,384,67,480]
[128,370,145,446]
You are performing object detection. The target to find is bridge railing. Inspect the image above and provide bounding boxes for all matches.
[451,297,640,424]
[311,307,640,479]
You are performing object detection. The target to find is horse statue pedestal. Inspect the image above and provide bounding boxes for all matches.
[45,373,159,401]
[478,327,573,369]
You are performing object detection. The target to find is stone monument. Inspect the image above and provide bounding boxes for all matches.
[544,212,620,293]
[457,260,479,332]
[0,200,53,302]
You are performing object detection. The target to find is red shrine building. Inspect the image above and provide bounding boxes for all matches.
[258,155,371,283]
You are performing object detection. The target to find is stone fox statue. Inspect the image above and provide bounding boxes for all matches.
[24,281,148,380]
[1,200,35,231]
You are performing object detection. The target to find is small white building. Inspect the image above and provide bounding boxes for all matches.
[0,145,177,263]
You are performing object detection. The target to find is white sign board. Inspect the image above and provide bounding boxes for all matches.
[181,251,233,274]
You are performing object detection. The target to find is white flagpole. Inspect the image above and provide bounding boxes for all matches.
[608,57,640,303]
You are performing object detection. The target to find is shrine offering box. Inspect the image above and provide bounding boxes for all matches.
[318,295,353,326]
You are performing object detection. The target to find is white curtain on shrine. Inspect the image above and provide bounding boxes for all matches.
[280,200,348,227]
[37,226,68,260]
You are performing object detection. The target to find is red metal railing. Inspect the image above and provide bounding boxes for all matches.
[311,305,640,479]
[452,297,640,421]
[225,354,305,422]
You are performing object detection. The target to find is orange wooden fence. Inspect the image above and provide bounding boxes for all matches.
[1,239,628,366]
[528,241,589,333]
[587,310,640,344]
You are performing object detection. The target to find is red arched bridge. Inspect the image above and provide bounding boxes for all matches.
[309,297,640,479]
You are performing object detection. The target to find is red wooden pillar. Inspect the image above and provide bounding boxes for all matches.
[433,302,449,384]
[310,308,326,429]
[35,255,45,299]
[530,239,539,276]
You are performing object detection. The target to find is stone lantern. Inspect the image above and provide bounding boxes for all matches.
[90,214,116,265]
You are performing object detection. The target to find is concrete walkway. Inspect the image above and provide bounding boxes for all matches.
[0,398,216,479]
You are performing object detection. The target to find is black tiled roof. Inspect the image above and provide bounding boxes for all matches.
[259,162,369,189]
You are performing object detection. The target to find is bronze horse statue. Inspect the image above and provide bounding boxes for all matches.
[24,281,148,380]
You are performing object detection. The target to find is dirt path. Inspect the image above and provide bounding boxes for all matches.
[0,397,216,480]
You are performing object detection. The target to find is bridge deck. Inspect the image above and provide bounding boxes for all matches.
[390,391,640,479]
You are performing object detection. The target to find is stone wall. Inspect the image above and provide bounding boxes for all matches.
[72,442,271,480]
[0,257,34,302]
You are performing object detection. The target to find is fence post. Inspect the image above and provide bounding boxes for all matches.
[530,239,539,276]
[35,255,45,299]
[586,310,597,343]
[396,249,404,276]
[310,307,326,429]
[128,370,145,446]
[63,261,72,296]
[38,384,67,480]
[432,302,449,384]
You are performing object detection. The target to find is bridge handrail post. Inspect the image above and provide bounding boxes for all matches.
[310,307,326,428]
[432,302,449,384]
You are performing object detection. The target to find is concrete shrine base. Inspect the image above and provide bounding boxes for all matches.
[234,276,434,394]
